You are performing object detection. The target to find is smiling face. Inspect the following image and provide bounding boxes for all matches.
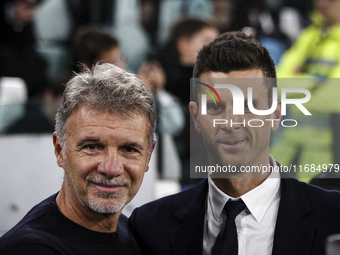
[54,105,153,215]
[189,70,281,172]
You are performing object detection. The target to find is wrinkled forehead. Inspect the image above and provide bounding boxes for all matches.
[64,106,150,143]
[65,104,150,129]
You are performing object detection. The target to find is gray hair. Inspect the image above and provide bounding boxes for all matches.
[55,63,156,151]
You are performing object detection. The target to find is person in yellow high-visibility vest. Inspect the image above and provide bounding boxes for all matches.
[270,0,340,182]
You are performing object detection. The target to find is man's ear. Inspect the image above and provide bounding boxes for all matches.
[53,132,64,168]
[271,99,282,131]
[189,102,202,133]
[145,140,156,172]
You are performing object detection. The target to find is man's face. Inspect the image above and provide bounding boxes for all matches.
[189,70,281,169]
[53,105,154,214]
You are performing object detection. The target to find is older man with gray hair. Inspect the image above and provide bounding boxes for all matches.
[0,63,156,255]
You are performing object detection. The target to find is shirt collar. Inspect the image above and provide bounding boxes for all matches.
[208,155,281,223]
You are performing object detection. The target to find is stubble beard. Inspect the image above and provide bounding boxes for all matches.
[63,158,131,214]
[86,176,131,214]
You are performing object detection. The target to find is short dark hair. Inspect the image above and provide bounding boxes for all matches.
[74,26,119,68]
[192,31,276,104]
[171,18,215,42]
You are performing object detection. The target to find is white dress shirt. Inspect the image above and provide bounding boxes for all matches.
[203,156,281,255]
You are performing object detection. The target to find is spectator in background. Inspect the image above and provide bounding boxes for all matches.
[270,0,340,182]
[159,18,219,186]
[0,0,48,98]
[74,26,125,70]
[277,0,340,78]
[140,0,160,47]
[138,59,184,137]
[5,72,71,134]
[160,18,219,105]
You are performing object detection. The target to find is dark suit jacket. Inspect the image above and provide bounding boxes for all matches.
[129,176,340,255]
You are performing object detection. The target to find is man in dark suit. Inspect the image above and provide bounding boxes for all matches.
[129,31,340,255]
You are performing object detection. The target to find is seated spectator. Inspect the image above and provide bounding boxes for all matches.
[5,72,70,134]
[159,18,219,105]
[0,0,48,98]
[158,18,219,186]
[74,25,125,70]
[138,60,184,137]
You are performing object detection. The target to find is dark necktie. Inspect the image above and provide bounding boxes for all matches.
[211,199,246,255]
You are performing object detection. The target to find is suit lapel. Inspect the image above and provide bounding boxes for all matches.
[166,172,317,255]
[272,176,315,255]
[169,179,208,255]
